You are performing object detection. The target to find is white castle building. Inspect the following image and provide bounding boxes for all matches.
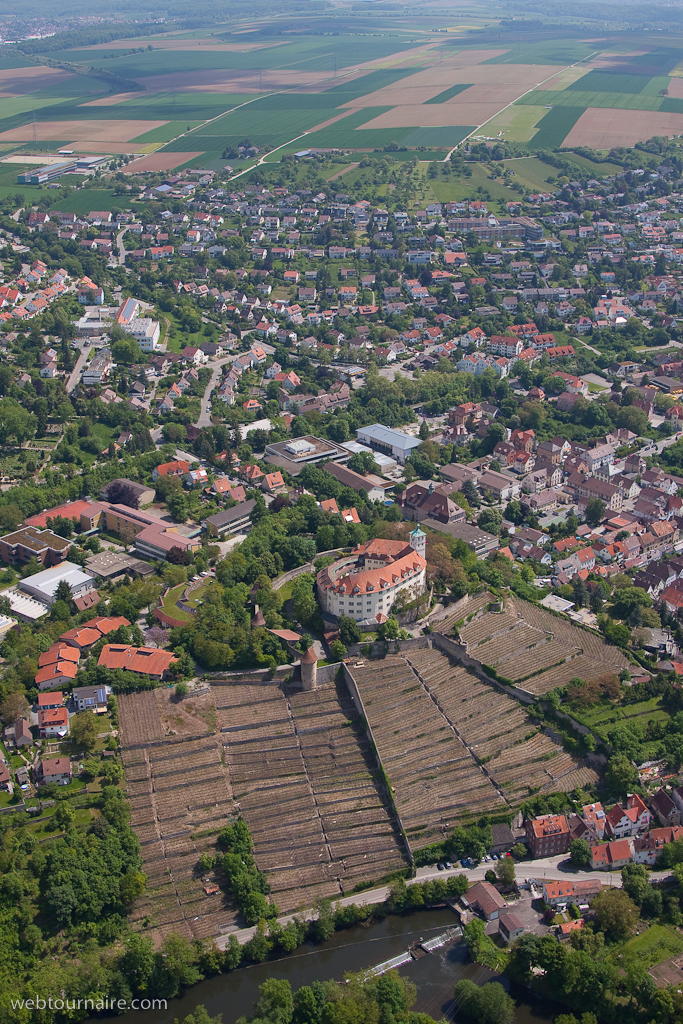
[316,527,427,625]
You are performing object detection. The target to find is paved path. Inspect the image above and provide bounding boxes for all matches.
[66,347,89,393]
[213,853,646,949]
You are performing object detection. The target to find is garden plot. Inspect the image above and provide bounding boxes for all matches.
[349,656,504,847]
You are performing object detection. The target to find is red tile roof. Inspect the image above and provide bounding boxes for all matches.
[40,757,71,776]
[98,644,178,677]
[35,663,77,685]
[38,707,68,727]
[38,644,80,668]
[37,691,64,706]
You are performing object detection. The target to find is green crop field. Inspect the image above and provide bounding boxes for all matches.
[425,84,472,104]
[63,35,422,79]
[526,105,586,149]
[518,89,664,111]
[483,41,598,64]
[566,70,653,94]
[131,121,202,144]
[48,189,133,214]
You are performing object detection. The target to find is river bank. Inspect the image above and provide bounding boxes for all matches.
[111,908,560,1024]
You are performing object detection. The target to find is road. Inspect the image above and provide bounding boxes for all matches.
[197,354,240,427]
[65,347,89,394]
[116,229,127,266]
[213,853,650,949]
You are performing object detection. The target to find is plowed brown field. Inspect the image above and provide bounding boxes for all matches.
[563,107,683,148]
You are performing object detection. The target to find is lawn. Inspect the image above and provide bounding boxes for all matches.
[428,162,528,208]
[623,924,683,967]
[483,104,549,143]
[502,156,557,191]
[560,152,625,175]
[160,583,194,623]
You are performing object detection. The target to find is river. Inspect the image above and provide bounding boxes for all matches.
[114,909,560,1024]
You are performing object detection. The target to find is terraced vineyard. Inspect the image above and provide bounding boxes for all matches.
[349,656,506,846]
[407,649,588,804]
[217,679,407,913]
[119,692,237,943]
[454,594,628,695]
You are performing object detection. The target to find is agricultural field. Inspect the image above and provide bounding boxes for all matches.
[216,678,407,912]
[348,654,506,847]
[6,16,683,166]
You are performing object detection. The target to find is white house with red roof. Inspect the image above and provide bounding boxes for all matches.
[604,794,651,838]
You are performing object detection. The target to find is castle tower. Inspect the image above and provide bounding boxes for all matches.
[251,604,266,629]
[409,525,426,559]
[300,645,318,691]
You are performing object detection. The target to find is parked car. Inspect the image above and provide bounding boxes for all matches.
[437,862,445,871]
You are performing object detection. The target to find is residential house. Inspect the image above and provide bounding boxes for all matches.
[526,814,570,857]
[464,881,507,921]
[39,757,72,784]
[650,788,681,827]
[604,794,652,838]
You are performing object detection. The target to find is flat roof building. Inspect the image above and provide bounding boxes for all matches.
[18,561,95,607]
[265,435,350,475]
[203,499,256,539]
[0,526,71,567]
[355,423,421,465]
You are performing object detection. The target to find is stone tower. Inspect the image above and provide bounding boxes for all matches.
[409,524,426,559]
[300,645,318,691]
